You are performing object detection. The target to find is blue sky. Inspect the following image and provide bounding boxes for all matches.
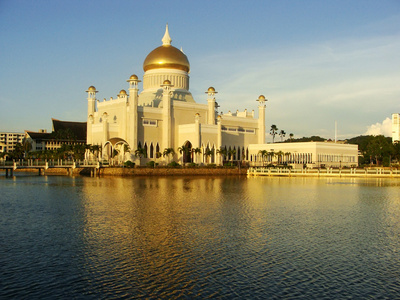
[1,0,399,141]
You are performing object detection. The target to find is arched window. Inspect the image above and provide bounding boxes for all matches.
[156,143,160,158]
[150,143,154,158]
[144,143,148,158]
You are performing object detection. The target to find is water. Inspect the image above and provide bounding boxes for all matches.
[1,174,400,299]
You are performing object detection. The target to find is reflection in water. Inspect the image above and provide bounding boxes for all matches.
[1,175,400,298]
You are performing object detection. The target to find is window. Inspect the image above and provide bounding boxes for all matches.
[143,119,157,127]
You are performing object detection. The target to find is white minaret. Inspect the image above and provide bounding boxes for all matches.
[206,87,217,125]
[127,74,141,149]
[86,86,97,117]
[86,86,98,145]
[257,95,267,144]
[161,79,174,150]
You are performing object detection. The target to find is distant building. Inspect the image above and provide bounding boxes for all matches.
[392,113,400,143]
[26,119,86,152]
[248,142,359,168]
[0,132,25,152]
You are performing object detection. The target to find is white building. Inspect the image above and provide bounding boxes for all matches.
[249,142,358,168]
[86,25,265,165]
[0,132,25,153]
[392,113,400,143]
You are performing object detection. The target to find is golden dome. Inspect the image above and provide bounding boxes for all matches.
[143,45,190,72]
[129,74,138,80]
[119,89,127,95]
[258,95,266,100]
[163,79,171,85]
[87,86,96,91]
[208,87,215,92]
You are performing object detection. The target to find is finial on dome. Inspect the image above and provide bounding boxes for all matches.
[162,23,172,46]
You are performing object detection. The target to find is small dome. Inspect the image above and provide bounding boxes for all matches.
[129,74,138,80]
[258,95,266,100]
[163,79,171,85]
[119,89,127,95]
[88,86,96,91]
[205,86,218,94]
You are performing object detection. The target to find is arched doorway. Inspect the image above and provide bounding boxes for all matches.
[183,141,192,163]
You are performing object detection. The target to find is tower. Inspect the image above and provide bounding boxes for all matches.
[127,74,141,148]
[206,87,217,125]
[161,79,174,149]
[257,95,267,144]
[86,86,98,145]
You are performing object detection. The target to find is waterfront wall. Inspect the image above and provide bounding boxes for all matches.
[34,167,247,176]
[99,167,247,176]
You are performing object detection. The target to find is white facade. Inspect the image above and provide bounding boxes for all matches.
[0,132,25,152]
[248,142,359,168]
[392,113,400,143]
[86,26,265,165]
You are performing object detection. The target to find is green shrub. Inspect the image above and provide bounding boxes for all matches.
[146,161,158,167]
[124,160,135,168]
[167,161,180,168]
[187,162,197,168]
[206,163,217,168]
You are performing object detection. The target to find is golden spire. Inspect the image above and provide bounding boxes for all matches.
[162,23,172,46]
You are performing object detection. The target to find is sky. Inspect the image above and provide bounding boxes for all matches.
[0,0,399,142]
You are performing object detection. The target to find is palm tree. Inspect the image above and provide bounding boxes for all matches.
[284,152,291,164]
[191,147,202,163]
[268,150,275,164]
[289,133,294,142]
[178,145,190,164]
[204,148,213,164]
[216,147,227,165]
[163,148,175,164]
[279,130,286,142]
[135,146,147,165]
[228,148,236,163]
[276,150,284,164]
[270,125,278,143]
[258,150,268,166]
[22,138,32,158]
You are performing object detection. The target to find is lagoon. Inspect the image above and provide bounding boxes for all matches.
[1,174,400,299]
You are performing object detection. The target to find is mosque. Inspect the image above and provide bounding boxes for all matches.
[86,25,265,165]
[86,25,358,167]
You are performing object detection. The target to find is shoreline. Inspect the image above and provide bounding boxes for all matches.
[2,167,248,176]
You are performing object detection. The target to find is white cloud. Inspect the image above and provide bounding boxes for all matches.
[191,33,400,138]
[365,117,392,136]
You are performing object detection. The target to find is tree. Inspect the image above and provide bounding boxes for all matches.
[365,135,392,166]
[276,150,284,164]
[270,125,278,143]
[135,146,147,165]
[178,145,190,164]
[289,133,294,142]
[258,150,268,166]
[204,148,213,164]
[216,147,227,165]
[284,152,291,164]
[22,138,32,157]
[268,150,275,164]
[163,148,175,163]
[279,130,286,142]
[191,147,202,163]
[227,148,236,163]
